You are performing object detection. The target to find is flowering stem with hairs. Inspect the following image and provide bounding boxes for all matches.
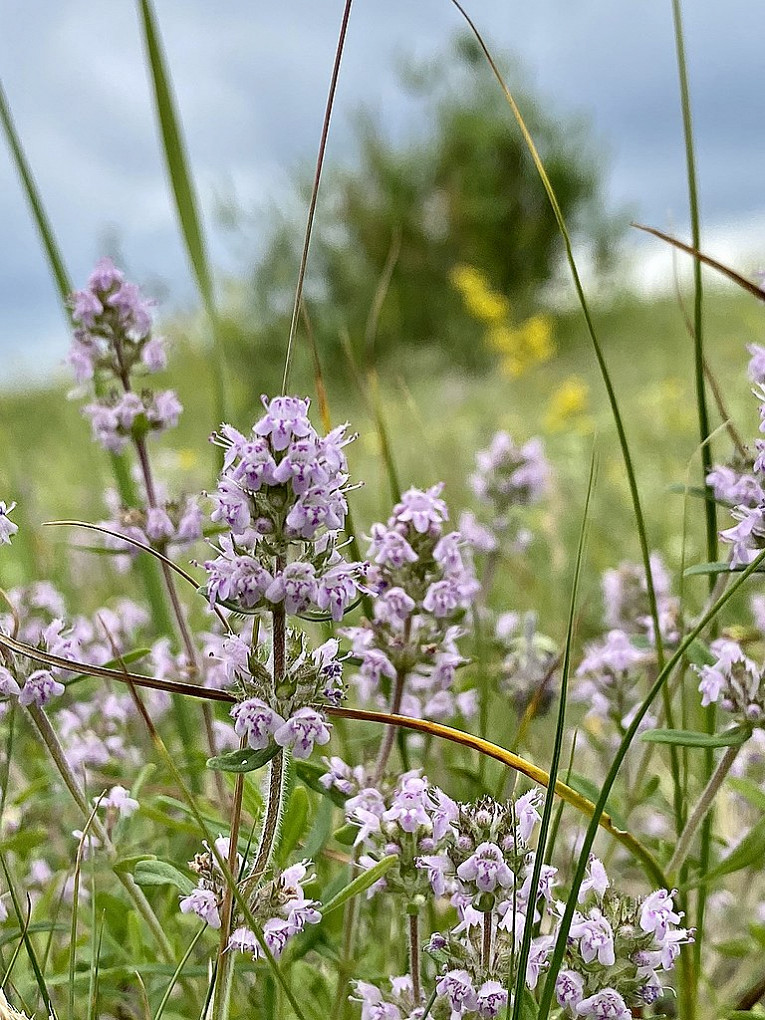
[373,668,405,784]
[667,740,743,877]
[212,750,246,1020]
[482,910,493,972]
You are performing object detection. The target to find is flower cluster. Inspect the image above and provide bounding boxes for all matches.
[204,396,365,759]
[555,863,693,1017]
[493,611,559,716]
[179,838,321,959]
[601,552,680,646]
[342,484,479,722]
[694,637,765,726]
[69,258,181,451]
[204,396,362,620]
[230,635,343,759]
[343,770,458,900]
[0,583,165,767]
[469,431,549,544]
[717,344,765,564]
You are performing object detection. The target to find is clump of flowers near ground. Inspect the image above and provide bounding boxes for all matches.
[1,250,765,1020]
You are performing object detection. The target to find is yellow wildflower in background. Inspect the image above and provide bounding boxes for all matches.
[450,264,510,323]
[544,376,594,434]
[450,263,554,378]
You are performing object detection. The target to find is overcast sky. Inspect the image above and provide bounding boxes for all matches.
[1,0,763,383]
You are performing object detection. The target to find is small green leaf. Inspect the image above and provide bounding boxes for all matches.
[112,854,158,875]
[686,817,765,887]
[295,759,347,807]
[685,561,765,578]
[640,727,750,748]
[517,988,539,1020]
[684,638,715,668]
[320,855,398,916]
[206,744,280,773]
[566,773,626,830]
[134,859,195,895]
[332,823,358,847]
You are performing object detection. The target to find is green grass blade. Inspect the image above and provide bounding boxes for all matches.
[0,80,71,303]
[536,545,765,1019]
[136,0,226,424]
[510,451,596,1020]
[0,854,56,1017]
[154,923,208,1020]
[671,3,716,1000]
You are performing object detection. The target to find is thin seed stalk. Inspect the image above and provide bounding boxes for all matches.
[667,741,742,877]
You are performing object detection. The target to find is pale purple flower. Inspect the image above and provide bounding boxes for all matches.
[231,698,285,750]
[316,564,358,621]
[749,342,765,383]
[179,888,221,929]
[71,288,103,328]
[417,853,452,896]
[556,970,585,1014]
[458,510,498,553]
[383,774,432,833]
[515,788,542,843]
[457,842,514,893]
[476,981,508,1018]
[286,484,347,539]
[579,855,609,900]
[82,403,125,452]
[274,708,331,758]
[176,500,203,543]
[436,970,478,1019]
[228,926,258,954]
[19,671,65,708]
[145,507,175,544]
[720,503,765,566]
[114,392,145,429]
[707,465,763,508]
[352,981,403,1020]
[393,484,448,533]
[210,478,252,535]
[99,785,139,817]
[286,898,321,930]
[148,390,183,431]
[526,935,553,989]
[570,911,615,966]
[253,395,313,451]
[0,668,20,699]
[141,336,167,372]
[266,562,318,614]
[271,434,324,494]
[231,437,277,490]
[367,524,418,568]
[374,587,416,625]
[639,888,682,941]
[575,988,630,1020]
[423,578,463,618]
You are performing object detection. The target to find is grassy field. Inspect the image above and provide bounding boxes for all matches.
[1,284,758,625]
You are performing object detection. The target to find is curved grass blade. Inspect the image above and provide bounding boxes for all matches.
[136,0,226,425]
[510,452,595,1019]
[0,81,71,302]
[0,855,56,1018]
[536,546,765,1019]
[633,223,765,302]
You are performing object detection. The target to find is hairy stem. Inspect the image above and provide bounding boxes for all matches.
[408,910,422,1006]
[373,668,405,784]
[482,911,492,972]
[667,741,741,876]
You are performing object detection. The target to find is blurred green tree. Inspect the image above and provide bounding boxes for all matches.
[217,34,618,387]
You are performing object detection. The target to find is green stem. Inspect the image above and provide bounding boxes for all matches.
[667,741,741,877]
[408,910,422,1006]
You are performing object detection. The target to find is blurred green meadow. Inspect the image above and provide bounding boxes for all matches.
[0,283,759,633]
